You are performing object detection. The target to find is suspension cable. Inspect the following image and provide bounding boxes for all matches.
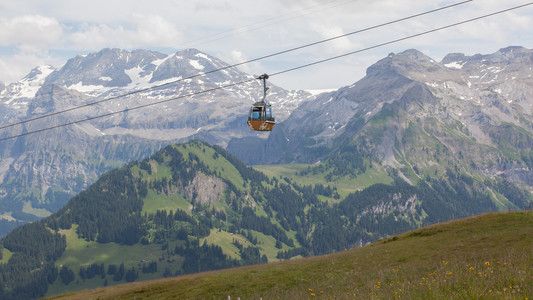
[0,0,472,131]
[1,2,531,142]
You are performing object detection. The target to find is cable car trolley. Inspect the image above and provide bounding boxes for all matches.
[247,74,275,131]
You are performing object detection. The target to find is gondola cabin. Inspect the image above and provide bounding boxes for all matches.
[247,73,275,132]
[247,103,275,131]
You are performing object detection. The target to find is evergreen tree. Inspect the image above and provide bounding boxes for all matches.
[79,266,86,280]
[59,265,75,285]
[107,264,117,275]
[113,263,125,281]
[125,267,139,282]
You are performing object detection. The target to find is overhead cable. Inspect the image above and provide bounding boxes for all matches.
[182,0,354,49]
[0,0,472,131]
[1,1,531,142]
[271,2,533,76]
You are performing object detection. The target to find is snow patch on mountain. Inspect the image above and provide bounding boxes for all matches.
[124,66,152,89]
[189,59,204,70]
[6,65,55,102]
[444,61,466,69]
[195,53,210,60]
[307,89,336,96]
[67,81,108,94]
[152,57,169,66]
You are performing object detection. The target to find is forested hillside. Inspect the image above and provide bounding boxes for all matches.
[0,140,529,299]
[50,211,533,299]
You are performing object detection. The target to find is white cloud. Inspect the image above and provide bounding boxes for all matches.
[193,0,233,13]
[225,50,263,75]
[0,15,62,49]
[68,14,183,50]
[132,14,183,47]
[311,24,354,53]
[0,51,56,82]
[0,15,62,82]
[0,0,531,88]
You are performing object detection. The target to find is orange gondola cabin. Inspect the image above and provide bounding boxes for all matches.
[248,102,275,131]
[247,74,275,131]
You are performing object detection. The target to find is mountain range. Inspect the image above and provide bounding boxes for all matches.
[0,45,532,240]
[230,46,533,190]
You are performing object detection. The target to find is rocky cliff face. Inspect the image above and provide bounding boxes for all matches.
[228,47,533,191]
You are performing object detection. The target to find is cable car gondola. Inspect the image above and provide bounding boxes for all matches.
[247,74,275,131]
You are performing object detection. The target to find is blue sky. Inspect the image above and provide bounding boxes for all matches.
[0,0,532,90]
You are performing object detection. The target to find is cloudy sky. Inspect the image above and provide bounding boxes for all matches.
[0,0,532,90]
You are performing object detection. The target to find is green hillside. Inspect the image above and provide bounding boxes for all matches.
[0,140,530,299]
[254,160,393,199]
[49,211,533,299]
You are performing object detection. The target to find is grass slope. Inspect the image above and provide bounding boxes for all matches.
[49,211,533,299]
[0,247,13,264]
[254,161,393,200]
[46,225,184,297]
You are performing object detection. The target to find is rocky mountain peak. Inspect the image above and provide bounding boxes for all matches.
[230,47,533,196]
[150,48,247,85]
[397,49,435,63]
[27,83,59,115]
[44,48,167,89]
[441,52,466,65]
[27,83,88,116]
[487,46,531,63]
[365,49,442,78]
[0,65,56,110]
[442,46,532,69]
[177,48,203,56]
[23,65,56,82]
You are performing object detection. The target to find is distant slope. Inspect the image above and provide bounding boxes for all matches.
[49,211,533,299]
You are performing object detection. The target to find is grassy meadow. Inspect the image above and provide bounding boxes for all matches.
[254,161,393,200]
[48,211,533,299]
